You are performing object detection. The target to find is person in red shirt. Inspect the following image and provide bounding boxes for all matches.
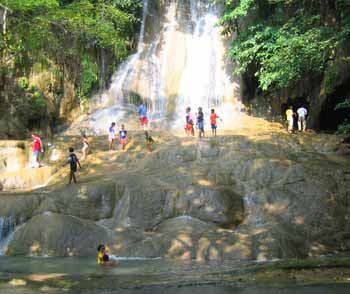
[31,133,43,168]
[210,109,221,136]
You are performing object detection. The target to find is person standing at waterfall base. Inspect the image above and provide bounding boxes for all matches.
[137,102,148,130]
[285,106,295,134]
[297,106,308,132]
[197,107,205,138]
[67,147,81,184]
[108,122,116,151]
[185,107,195,136]
[210,109,222,136]
[119,124,128,152]
[81,134,89,160]
[31,133,44,168]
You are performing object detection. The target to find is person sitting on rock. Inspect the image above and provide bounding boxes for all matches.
[67,147,81,184]
[145,131,155,153]
[97,244,119,266]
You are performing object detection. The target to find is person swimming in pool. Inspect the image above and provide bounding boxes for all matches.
[97,244,119,266]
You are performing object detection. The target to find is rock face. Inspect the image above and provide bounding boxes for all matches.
[36,180,121,221]
[7,213,112,256]
[2,121,350,261]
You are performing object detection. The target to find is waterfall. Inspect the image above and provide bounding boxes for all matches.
[0,215,27,255]
[86,0,242,133]
[0,215,25,255]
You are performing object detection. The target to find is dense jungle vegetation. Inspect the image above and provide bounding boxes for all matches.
[0,0,350,138]
[219,0,350,131]
[0,0,141,138]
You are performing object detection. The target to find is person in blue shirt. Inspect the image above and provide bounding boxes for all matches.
[119,124,128,151]
[197,107,205,139]
[137,102,148,129]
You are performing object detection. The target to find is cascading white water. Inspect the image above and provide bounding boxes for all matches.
[85,0,242,133]
[0,215,26,255]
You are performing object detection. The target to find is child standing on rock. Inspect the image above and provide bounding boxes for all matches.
[119,124,128,152]
[210,108,221,136]
[185,107,195,136]
[81,134,89,160]
[108,122,116,151]
[68,147,81,184]
[197,107,205,139]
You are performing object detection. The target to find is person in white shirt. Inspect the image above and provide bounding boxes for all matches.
[108,122,116,151]
[297,106,308,132]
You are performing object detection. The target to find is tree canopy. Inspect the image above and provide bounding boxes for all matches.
[0,0,141,137]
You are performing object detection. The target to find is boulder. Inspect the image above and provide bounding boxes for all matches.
[7,213,112,256]
[36,180,122,221]
[165,187,244,227]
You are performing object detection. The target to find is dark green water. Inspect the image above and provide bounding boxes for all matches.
[1,283,350,294]
[1,257,350,294]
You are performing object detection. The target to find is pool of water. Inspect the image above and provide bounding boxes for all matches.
[0,256,251,275]
[1,283,350,294]
[1,257,350,294]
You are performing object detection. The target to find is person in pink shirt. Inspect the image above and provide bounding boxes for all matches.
[31,133,43,168]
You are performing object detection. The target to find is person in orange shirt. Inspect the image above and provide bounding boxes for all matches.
[210,109,221,136]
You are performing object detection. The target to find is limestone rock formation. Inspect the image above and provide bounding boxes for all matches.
[1,119,350,261]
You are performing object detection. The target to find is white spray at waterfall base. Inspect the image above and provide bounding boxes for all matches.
[0,216,26,255]
[66,0,243,135]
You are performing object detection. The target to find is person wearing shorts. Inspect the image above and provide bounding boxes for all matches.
[285,106,294,134]
[185,107,195,136]
[197,107,205,139]
[31,133,43,168]
[67,147,81,184]
[210,109,221,136]
[108,122,116,151]
[137,103,148,130]
[119,124,128,151]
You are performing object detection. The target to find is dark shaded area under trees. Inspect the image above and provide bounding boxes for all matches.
[218,0,350,132]
[0,0,142,139]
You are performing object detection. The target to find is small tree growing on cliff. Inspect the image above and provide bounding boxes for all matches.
[335,99,350,134]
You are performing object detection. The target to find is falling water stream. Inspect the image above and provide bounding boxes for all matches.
[86,0,242,133]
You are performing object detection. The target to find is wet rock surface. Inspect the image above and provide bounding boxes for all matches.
[1,117,350,260]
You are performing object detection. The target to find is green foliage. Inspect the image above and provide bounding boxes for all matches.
[324,66,342,95]
[78,54,98,100]
[0,0,141,135]
[219,0,350,92]
[336,121,350,135]
[17,77,29,90]
[335,99,350,110]
[335,99,350,134]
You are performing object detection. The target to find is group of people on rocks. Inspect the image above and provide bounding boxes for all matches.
[28,102,308,187]
[285,105,308,134]
[185,107,222,138]
[29,102,155,185]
